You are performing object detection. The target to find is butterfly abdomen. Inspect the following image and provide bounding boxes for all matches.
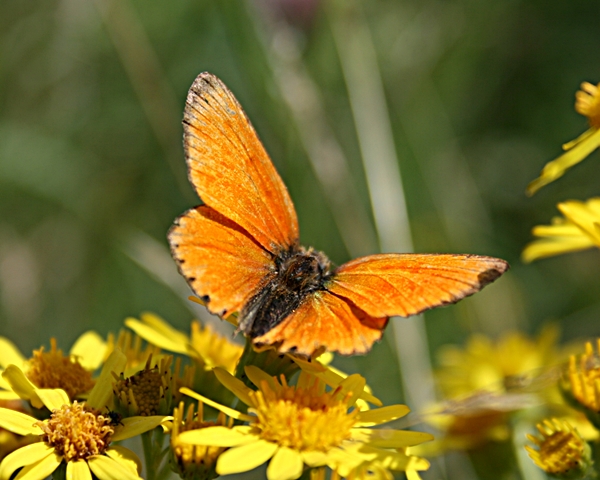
[239,246,332,337]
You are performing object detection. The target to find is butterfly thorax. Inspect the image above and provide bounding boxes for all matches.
[239,245,333,338]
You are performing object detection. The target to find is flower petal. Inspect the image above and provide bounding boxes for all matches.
[105,446,142,475]
[36,388,70,411]
[266,446,304,480]
[213,367,254,406]
[350,428,434,448]
[111,416,168,442]
[300,450,328,467]
[2,365,40,408]
[67,459,92,480]
[355,405,410,427]
[87,349,127,410]
[0,407,40,435]
[522,235,594,263]
[179,387,254,422]
[0,442,59,480]
[179,425,256,447]
[70,332,107,371]
[125,315,189,355]
[527,128,600,195]
[245,365,280,393]
[216,440,278,476]
[337,374,366,407]
[0,337,25,369]
[87,455,142,480]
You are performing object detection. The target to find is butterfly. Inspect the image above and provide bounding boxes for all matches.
[169,72,509,356]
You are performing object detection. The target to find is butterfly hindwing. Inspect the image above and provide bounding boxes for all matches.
[183,73,299,253]
[253,291,388,356]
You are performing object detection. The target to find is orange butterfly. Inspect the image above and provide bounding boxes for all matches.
[169,72,509,356]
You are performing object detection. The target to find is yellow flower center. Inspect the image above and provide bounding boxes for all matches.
[113,355,173,416]
[26,338,95,400]
[567,340,600,411]
[190,321,243,373]
[37,401,114,461]
[249,380,357,452]
[170,401,228,478]
[526,418,588,475]
[575,82,600,129]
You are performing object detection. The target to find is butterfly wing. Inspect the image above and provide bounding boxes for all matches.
[183,72,299,253]
[169,206,274,318]
[327,253,509,318]
[253,291,388,356]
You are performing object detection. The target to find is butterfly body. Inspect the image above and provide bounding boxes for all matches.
[239,245,332,337]
[169,72,509,356]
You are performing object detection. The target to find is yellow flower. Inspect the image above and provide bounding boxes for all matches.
[112,354,180,417]
[527,81,600,196]
[562,339,600,429]
[0,333,107,402]
[0,350,167,480]
[125,312,243,374]
[179,367,431,480]
[522,198,600,262]
[169,400,232,480]
[424,326,561,450]
[525,418,592,478]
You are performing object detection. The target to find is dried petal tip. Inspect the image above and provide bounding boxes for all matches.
[525,418,591,479]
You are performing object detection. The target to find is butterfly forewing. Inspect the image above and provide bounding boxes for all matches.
[328,254,509,318]
[169,206,274,318]
[184,73,299,253]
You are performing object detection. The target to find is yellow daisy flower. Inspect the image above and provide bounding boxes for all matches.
[423,326,562,450]
[527,81,600,196]
[522,198,600,262]
[125,312,243,374]
[0,333,107,402]
[179,367,431,480]
[525,418,592,477]
[0,350,167,480]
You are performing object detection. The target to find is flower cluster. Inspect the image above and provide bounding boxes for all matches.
[0,313,433,480]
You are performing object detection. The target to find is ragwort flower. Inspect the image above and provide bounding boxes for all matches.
[522,198,600,262]
[0,350,167,480]
[527,81,600,196]
[0,333,106,402]
[179,366,431,480]
[424,327,561,450]
[525,418,592,478]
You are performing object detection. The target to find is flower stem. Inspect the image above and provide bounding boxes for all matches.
[142,428,168,480]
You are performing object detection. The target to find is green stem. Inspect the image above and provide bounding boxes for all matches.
[142,428,168,480]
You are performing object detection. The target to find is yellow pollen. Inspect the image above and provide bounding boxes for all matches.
[575,82,600,129]
[37,401,114,462]
[170,401,230,479]
[113,355,173,416]
[525,418,587,475]
[249,379,357,451]
[567,339,600,411]
[26,338,95,400]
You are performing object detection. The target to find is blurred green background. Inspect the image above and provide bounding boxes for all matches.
[1,0,600,476]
